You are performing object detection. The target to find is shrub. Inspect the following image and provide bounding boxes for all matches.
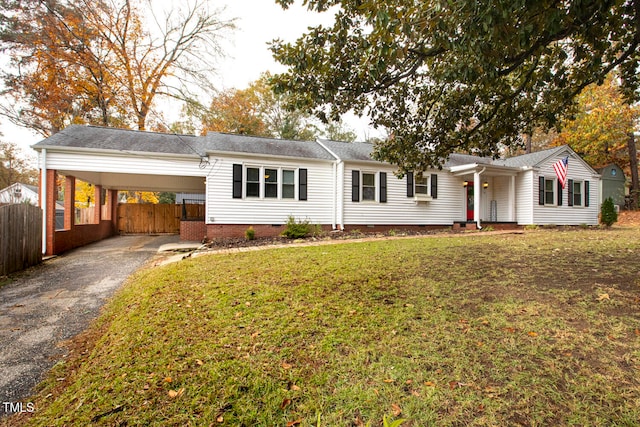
[245,226,255,240]
[600,197,618,227]
[281,215,316,239]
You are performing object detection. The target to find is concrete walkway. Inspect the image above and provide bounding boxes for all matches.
[0,234,184,409]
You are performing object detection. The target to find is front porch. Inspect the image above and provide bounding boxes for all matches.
[449,163,521,228]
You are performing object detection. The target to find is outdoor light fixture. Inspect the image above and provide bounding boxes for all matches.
[463,181,468,187]
[483,181,489,189]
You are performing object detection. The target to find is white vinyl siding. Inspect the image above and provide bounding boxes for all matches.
[343,163,462,225]
[533,153,599,225]
[207,157,334,225]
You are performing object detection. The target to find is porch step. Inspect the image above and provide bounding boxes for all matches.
[453,221,477,231]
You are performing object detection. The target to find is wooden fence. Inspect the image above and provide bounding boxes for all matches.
[117,203,205,234]
[0,204,43,276]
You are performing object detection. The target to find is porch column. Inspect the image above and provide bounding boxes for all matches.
[510,175,516,222]
[474,171,481,227]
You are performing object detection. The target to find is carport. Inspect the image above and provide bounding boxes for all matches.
[32,125,209,256]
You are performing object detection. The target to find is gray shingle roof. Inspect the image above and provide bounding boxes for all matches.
[203,132,335,160]
[495,145,567,168]
[317,139,376,162]
[32,125,202,156]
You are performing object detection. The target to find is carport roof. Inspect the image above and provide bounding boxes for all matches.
[32,125,203,157]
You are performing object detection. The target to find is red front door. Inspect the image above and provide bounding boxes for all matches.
[466,182,474,221]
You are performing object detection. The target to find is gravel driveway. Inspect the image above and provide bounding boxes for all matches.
[0,235,181,412]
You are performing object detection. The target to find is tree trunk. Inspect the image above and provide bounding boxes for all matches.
[525,133,532,154]
[628,132,639,210]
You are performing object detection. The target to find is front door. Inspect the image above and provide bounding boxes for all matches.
[466,182,474,221]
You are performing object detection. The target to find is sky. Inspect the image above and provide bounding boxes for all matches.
[0,0,375,165]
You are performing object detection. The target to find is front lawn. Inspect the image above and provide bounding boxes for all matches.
[10,228,640,426]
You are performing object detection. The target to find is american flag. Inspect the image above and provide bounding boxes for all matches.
[553,156,569,189]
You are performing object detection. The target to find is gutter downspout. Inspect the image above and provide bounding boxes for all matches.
[41,149,47,254]
[316,140,343,231]
[475,167,486,230]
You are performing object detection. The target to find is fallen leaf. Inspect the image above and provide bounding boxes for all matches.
[449,381,458,390]
[168,388,184,398]
[424,381,436,387]
[411,390,421,397]
[391,403,402,416]
[598,293,610,301]
[216,415,224,423]
[383,379,395,383]
[635,329,640,336]
[196,359,204,366]
[164,377,172,383]
[286,419,302,427]
[280,398,292,410]
[245,301,251,306]
[282,362,293,370]
[405,379,413,385]
[503,327,516,333]
[290,384,301,391]
[528,331,538,337]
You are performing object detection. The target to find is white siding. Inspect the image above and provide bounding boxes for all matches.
[206,157,334,225]
[515,170,534,224]
[342,163,463,225]
[45,151,204,177]
[483,176,513,222]
[532,154,600,225]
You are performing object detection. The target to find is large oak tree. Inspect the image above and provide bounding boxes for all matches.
[271,0,640,172]
[0,0,234,135]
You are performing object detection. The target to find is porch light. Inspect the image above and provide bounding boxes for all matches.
[463,181,468,187]
[483,181,489,189]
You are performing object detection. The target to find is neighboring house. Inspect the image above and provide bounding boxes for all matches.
[597,164,626,210]
[0,182,39,205]
[32,125,601,254]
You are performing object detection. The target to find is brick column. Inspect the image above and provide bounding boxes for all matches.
[64,176,76,230]
[94,185,102,223]
[42,169,58,256]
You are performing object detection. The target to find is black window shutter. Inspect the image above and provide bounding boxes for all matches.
[431,174,438,199]
[299,168,308,201]
[584,180,590,207]
[406,172,414,197]
[380,172,387,203]
[557,179,563,206]
[568,179,574,206]
[538,176,545,205]
[232,164,243,198]
[352,170,360,202]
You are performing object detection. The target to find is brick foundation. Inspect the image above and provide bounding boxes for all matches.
[180,220,207,241]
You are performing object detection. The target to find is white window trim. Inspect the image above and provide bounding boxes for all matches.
[572,180,583,207]
[414,173,433,202]
[361,171,377,202]
[244,165,299,201]
[544,176,557,206]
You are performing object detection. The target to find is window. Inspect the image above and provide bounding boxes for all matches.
[544,178,555,205]
[362,173,376,201]
[246,167,260,197]
[572,180,582,206]
[233,164,308,201]
[264,168,278,198]
[282,170,295,199]
[415,174,429,194]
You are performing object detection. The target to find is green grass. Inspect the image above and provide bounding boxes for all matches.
[13,229,640,426]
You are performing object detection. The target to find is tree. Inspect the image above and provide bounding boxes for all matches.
[197,73,323,140]
[271,0,640,173]
[323,119,357,142]
[554,75,640,170]
[202,86,270,136]
[0,140,38,188]
[0,0,235,135]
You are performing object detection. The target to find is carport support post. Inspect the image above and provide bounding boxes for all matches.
[94,185,102,223]
[64,176,76,230]
[43,169,58,256]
